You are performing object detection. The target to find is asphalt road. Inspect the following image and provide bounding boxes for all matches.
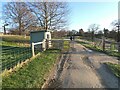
[44,40,119,89]
[58,41,119,88]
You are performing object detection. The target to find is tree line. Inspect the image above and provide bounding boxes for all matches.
[78,21,120,43]
[2,2,69,35]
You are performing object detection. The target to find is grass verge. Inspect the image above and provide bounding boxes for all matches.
[105,62,120,78]
[2,49,60,88]
[62,41,70,52]
[76,40,120,57]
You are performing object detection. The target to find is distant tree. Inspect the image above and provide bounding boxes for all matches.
[108,30,117,41]
[103,28,109,38]
[88,24,100,41]
[71,30,78,35]
[96,30,103,38]
[51,30,68,38]
[111,20,120,42]
[83,32,91,40]
[79,28,84,36]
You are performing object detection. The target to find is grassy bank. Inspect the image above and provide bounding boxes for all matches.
[106,62,120,78]
[76,40,120,57]
[2,49,60,88]
[1,35,70,88]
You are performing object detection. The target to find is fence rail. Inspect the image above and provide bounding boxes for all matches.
[1,39,69,72]
[2,44,32,71]
[81,37,119,52]
[94,39,119,52]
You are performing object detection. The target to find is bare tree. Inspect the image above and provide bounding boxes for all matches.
[111,20,120,41]
[111,20,120,53]
[27,2,69,31]
[88,24,100,41]
[3,2,36,35]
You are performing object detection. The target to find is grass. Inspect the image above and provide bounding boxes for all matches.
[77,40,120,79]
[1,35,30,43]
[1,35,32,71]
[106,62,120,78]
[1,41,32,71]
[2,46,32,70]
[2,49,60,88]
[76,40,120,57]
[62,41,70,52]
[1,34,69,88]
[1,41,30,47]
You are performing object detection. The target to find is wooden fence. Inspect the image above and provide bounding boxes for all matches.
[93,38,119,52]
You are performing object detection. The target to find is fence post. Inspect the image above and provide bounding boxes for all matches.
[102,36,105,51]
[118,42,120,52]
[42,40,46,51]
[32,42,35,57]
[46,39,49,49]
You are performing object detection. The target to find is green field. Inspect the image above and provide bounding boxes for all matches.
[2,49,60,88]
[1,35,30,43]
[106,62,120,78]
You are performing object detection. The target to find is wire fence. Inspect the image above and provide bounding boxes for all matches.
[93,38,119,52]
[48,40,64,50]
[2,41,32,71]
[1,36,70,72]
[80,37,119,52]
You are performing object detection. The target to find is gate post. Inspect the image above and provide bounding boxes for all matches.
[102,36,105,51]
[118,42,120,52]
[42,40,46,51]
[32,42,35,57]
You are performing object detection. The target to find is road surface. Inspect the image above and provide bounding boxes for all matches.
[45,41,119,89]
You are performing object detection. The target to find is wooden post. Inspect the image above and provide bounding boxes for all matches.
[116,25,120,59]
[3,24,8,35]
[46,39,49,49]
[32,42,35,57]
[42,40,46,51]
[118,42,120,52]
[102,36,105,51]
[118,42,120,60]
[116,25,120,52]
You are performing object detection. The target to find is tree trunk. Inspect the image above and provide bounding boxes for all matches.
[19,19,22,35]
